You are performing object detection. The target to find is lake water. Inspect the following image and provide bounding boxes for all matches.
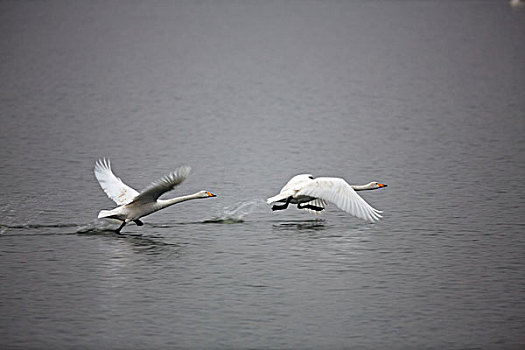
[1,0,524,349]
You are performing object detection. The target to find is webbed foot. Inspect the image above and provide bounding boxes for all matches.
[271,197,292,211]
[115,221,126,234]
[297,203,324,211]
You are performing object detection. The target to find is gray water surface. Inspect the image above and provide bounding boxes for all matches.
[1,1,524,349]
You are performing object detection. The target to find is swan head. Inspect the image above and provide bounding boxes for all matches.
[369,181,387,189]
[197,190,217,198]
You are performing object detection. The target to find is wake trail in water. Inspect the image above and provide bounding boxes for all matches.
[1,223,79,230]
[1,199,269,234]
[0,223,81,236]
[204,199,267,224]
[0,220,119,235]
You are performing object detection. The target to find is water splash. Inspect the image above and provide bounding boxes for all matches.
[76,219,120,233]
[204,199,265,224]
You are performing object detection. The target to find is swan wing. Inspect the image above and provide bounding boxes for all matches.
[280,174,313,192]
[94,158,140,205]
[130,166,191,204]
[296,177,382,222]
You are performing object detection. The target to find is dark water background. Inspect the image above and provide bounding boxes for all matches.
[1,1,524,349]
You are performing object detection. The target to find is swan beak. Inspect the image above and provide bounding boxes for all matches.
[206,192,217,197]
[378,183,387,188]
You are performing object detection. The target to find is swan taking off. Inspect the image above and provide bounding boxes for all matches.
[94,158,216,233]
[267,174,386,222]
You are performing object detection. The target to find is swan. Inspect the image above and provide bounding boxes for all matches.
[94,158,216,233]
[267,174,387,222]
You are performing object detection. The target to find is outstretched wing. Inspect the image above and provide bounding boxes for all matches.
[94,158,139,205]
[296,177,382,222]
[130,166,191,205]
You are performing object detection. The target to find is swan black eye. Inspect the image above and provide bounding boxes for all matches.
[308,176,314,179]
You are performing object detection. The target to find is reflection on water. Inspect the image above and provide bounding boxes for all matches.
[203,217,245,224]
[75,221,186,257]
[273,219,328,232]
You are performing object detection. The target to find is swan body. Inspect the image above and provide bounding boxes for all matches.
[267,174,386,222]
[94,158,215,233]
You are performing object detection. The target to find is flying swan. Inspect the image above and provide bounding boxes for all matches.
[94,158,216,233]
[267,174,387,222]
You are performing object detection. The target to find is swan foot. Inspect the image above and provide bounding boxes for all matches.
[134,219,144,226]
[271,197,292,211]
[297,203,324,211]
[115,221,126,234]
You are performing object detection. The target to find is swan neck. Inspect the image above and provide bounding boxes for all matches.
[159,193,202,208]
[351,184,373,191]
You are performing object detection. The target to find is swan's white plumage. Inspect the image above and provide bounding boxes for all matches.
[94,158,139,205]
[94,158,215,232]
[266,174,313,204]
[297,177,382,222]
[267,174,384,222]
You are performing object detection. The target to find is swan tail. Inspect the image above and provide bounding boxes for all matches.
[98,209,121,220]
[267,193,291,204]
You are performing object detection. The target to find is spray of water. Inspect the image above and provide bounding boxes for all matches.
[76,219,121,233]
[204,199,266,224]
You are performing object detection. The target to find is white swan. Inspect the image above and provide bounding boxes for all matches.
[267,174,386,222]
[94,158,216,233]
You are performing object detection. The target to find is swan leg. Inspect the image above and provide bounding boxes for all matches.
[297,203,324,211]
[133,219,144,226]
[115,221,127,234]
[272,197,292,211]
